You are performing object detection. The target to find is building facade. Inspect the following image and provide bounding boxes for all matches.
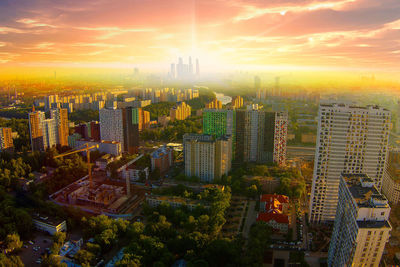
[205,99,222,109]
[236,105,287,165]
[151,146,173,175]
[309,104,390,223]
[0,127,13,151]
[100,108,125,150]
[328,174,391,267]
[231,96,244,109]
[122,107,140,154]
[183,134,232,182]
[382,150,400,204]
[170,102,191,121]
[50,108,69,146]
[29,109,45,151]
[203,109,236,157]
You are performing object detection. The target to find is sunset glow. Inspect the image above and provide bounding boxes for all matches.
[0,0,399,72]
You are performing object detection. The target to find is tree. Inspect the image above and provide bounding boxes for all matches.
[0,254,24,267]
[116,254,140,267]
[52,232,66,246]
[5,233,23,252]
[74,249,95,266]
[41,254,67,267]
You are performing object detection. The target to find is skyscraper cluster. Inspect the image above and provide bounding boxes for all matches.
[29,107,69,151]
[142,88,199,103]
[169,57,199,80]
[183,103,288,184]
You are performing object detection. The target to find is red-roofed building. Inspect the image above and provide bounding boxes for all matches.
[257,194,290,233]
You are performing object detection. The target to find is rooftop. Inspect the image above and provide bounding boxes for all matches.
[32,214,65,226]
[320,103,389,112]
[151,146,172,159]
[342,173,389,208]
[257,213,289,224]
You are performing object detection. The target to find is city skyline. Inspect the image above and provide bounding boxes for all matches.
[0,0,399,74]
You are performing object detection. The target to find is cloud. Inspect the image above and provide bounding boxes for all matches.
[0,0,398,69]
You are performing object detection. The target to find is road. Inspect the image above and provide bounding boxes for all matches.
[287,146,315,160]
[242,200,257,239]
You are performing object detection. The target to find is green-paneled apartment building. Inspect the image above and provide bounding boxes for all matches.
[203,109,236,158]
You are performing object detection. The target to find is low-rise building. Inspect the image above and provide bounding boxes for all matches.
[121,164,149,182]
[95,154,120,171]
[33,215,67,235]
[74,139,122,156]
[256,194,290,234]
[151,146,173,175]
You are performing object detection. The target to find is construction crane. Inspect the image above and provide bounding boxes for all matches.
[54,143,99,188]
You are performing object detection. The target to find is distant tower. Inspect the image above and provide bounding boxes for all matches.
[275,76,280,96]
[254,76,260,89]
[177,57,183,79]
[54,71,57,80]
[189,56,193,75]
[196,59,200,76]
[170,63,175,79]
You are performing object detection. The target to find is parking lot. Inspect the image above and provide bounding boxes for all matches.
[18,232,53,266]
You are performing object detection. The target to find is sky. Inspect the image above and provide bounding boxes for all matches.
[0,0,400,72]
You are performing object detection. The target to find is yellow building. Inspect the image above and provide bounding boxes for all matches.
[170,102,191,121]
[231,96,243,109]
[205,99,222,109]
[0,127,13,151]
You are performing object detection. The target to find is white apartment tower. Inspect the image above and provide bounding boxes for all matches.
[328,174,391,267]
[310,104,390,223]
[99,108,124,150]
[183,134,232,182]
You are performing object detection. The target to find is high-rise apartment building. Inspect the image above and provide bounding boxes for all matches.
[131,108,150,131]
[122,107,140,154]
[382,150,400,204]
[203,109,236,158]
[328,174,391,267]
[236,105,287,165]
[0,127,13,151]
[99,108,124,150]
[231,96,244,109]
[183,134,232,182]
[50,108,69,146]
[309,104,390,223]
[205,99,222,109]
[42,118,57,149]
[170,102,191,121]
[29,109,45,151]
